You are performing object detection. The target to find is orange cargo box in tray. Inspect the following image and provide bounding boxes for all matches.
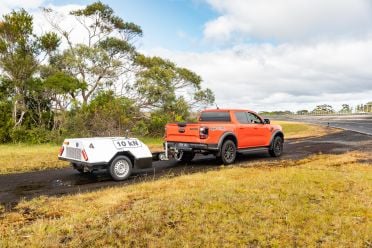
[165,109,284,164]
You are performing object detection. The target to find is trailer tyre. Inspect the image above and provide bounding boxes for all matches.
[109,155,132,181]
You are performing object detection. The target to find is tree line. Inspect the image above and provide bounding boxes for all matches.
[260,103,372,116]
[0,2,214,143]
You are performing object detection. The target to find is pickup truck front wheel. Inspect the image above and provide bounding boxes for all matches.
[109,155,132,181]
[269,136,283,157]
[219,140,237,165]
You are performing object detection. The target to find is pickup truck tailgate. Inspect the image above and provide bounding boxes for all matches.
[166,123,201,142]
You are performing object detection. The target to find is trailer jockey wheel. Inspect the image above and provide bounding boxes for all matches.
[174,151,184,161]
[174,151,195,163]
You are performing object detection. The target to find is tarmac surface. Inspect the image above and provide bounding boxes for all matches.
[283,114,372,135]
[1,129,371,209]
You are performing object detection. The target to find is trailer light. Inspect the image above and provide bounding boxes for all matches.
[199,126,209,139]
[63,141,69,145]
[59,146,64,156]
[82,149,89,161]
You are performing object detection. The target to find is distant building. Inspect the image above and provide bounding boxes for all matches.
[366,102,372,112]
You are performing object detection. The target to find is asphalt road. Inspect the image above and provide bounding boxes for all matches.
[1,130,371,209]
[279,114,372,135]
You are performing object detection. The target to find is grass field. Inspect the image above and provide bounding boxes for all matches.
[1,152,371,247]
[0,144,67,175]
[273,121,338,139]
[0,122,334,175]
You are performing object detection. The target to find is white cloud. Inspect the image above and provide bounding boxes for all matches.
[2,0,371,111]
[0,1,87,46]
[148,0,372,111]
[148,37,372,111]
[0,0,45,15]
[204,0,372,42]
[32,4,88,46]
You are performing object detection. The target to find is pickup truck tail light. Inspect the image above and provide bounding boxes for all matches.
[199,127,209,139]
[82,149,89,161]
[59,146,64,156]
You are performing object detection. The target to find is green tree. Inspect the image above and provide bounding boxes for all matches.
[133,55,214,135]
[43,1,142,105]
[339,104,352,114]
[134,54,214,110]
[312,104,335,114]
[0,78,13,142]
[0,9,60,126]
[296,110,309,115]
[63,90,141,137]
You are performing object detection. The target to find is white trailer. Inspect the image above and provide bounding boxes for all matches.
[58,137,160,181]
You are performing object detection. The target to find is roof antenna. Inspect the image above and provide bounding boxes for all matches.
[215,103,219,109]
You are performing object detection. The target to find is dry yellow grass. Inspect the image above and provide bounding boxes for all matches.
[0,144,68,174]
[1,152,371,247]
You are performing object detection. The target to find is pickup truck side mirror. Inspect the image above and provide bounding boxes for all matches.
[264,118,270,124]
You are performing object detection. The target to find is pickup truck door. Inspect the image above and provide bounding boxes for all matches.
[234,112,260,148]
[246,112,272,147]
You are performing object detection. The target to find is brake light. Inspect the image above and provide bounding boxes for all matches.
[199,126,209,139]
[59,146,64,156]
[164,126,167,139]
[82,149,88,161]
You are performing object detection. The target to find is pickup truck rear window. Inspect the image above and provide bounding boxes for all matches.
[199,111,231,122]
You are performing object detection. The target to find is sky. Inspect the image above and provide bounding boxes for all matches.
[1,0,372,112]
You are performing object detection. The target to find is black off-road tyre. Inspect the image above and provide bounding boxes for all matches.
[109,155,133,181]
[269,136,284,157]
[219,140,237,165]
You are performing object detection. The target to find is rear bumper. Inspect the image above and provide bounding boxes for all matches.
[166,142,219,152]
[58,157,107,167]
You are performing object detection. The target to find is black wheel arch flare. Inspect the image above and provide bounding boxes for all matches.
[269,130,284,146]
[217,132,238,156]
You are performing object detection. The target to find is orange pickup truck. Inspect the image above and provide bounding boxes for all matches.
[165,109,284,164]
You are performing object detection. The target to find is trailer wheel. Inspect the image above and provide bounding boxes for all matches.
[109,155,132,181]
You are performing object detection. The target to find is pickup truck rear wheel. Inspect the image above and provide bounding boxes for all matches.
[269,136,283,157]
[109,155,132,181]
[220,140,236,165]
